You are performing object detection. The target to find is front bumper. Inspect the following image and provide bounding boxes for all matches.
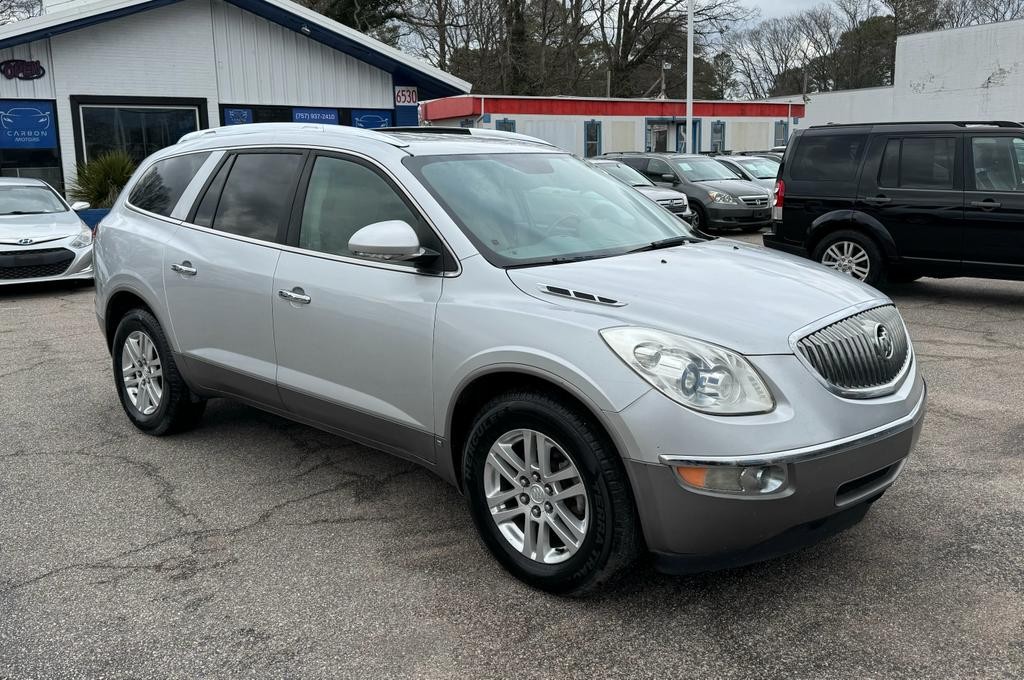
[0,241,93,286]
[625,384,926,570]
[706,204,771,229]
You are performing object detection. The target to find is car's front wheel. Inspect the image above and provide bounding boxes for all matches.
[463,390,641,595]
[112,309,206,435]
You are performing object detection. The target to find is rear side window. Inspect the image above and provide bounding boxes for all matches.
[878,137,957,190]
[128,152,210,217]
[791,134,867,182]
[193,152,303,242]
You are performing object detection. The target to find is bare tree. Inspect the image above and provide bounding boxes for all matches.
[0,0,41,24]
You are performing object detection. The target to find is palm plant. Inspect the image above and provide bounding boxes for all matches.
[68,151,138,209]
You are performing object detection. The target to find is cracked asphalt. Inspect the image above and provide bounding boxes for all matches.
[2,236,1023,679]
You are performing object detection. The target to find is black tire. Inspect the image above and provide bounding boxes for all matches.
[463,390,641,595]
[690,202,708,231]
[112,309,206,436]
[811,229,885,286]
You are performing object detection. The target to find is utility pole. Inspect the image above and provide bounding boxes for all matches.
[685,0,694,152]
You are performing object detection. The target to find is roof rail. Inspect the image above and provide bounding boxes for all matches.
[380,126,558,148]
[812,120,1024,129]
[177,123,409,148]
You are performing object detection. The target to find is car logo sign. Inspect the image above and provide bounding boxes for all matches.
[873,323,895,360]
[18,238,33,245]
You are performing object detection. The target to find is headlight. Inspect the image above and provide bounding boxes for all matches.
[601,327,775,415]
[707,191,737,204]
[70,225,93,248]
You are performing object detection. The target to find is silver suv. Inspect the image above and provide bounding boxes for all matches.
[95,124,926,594]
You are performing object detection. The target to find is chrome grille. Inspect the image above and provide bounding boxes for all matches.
[795,305,911,398]
[740,195,770,207]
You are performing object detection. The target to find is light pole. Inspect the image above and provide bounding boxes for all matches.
[685,0,694,153]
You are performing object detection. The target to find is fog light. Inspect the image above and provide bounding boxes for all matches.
[674,463,786,495]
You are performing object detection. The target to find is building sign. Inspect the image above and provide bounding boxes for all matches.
[292,107,339,124]
[0,100,56,149]
[0,59,45,81]
[351,109,392,129]
[394,86,418,106]
[223,108,253,125]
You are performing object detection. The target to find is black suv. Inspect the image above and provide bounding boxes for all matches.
[765,121,1024,284]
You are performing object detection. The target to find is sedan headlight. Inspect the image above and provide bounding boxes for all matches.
[707,191,738,205]
[601,327,775,415]
[70,225,93,249]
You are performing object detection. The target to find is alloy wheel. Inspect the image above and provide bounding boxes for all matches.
[482,428,589,564]
[821,240,870,280]
[121,330,164,415]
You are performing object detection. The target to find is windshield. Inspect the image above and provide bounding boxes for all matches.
[671,158,739,182]
[406,153,698,267]
[735,158,780,179]
[594,161,653,187]
[0,185,67,215]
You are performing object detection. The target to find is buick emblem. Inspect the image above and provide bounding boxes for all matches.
[18,238,33,245]
[873,323,895,360]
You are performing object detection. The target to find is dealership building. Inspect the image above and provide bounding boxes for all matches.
[0,0,470,191]
[421,95,806,156]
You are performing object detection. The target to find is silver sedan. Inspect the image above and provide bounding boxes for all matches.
[0,178,94,286]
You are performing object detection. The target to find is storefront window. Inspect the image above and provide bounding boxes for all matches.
[79,105,200,163]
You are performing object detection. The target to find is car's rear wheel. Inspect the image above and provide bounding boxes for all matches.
[463,390,641,595]
[112,309,206,435]
[813,230,884,285]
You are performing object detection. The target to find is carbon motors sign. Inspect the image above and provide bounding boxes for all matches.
[0,101,56,149]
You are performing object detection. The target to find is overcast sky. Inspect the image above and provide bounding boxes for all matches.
[752,0,824,18]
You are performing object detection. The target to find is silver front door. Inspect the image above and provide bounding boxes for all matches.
[272,153,447,463]
[273,254,441,462]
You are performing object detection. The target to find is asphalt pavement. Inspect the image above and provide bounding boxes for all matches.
[1,235,1022,679]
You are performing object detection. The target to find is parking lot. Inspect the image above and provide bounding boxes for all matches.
[1,232,1022,679]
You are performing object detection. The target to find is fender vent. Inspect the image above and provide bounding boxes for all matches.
[540,285,625,306]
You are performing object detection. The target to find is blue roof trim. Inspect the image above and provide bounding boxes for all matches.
[0,0,466,101]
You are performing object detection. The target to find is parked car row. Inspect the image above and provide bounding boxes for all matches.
[92,123,924,595]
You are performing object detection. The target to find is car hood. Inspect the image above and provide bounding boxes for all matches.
[506,239,884,355]
[0,211,82,243]
[634,185,687,202]
[695,178,770,197]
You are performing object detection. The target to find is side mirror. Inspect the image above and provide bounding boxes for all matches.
[348,220,430,261]
[70,201,90,211]
[660,173,676,182]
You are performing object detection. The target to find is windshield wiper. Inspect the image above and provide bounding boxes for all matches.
[4,210,47,215]
[627,235,700,254]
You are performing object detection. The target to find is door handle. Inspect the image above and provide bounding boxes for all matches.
[278,288,311,305]
[863,196,891,205]
[170,261,197,276]
[970,199,1001,210]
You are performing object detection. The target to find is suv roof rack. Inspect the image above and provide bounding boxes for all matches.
[812,120,1024,129]
[380,126,558,147]
[177,123,409,148]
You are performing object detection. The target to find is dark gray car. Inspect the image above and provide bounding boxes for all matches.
[608,153,772,232]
